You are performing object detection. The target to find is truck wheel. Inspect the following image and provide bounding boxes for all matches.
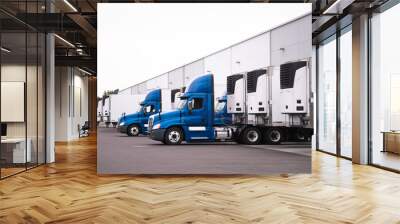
[241,127,261,145]
[295,131,306,142]
[164,127,183,145]
[265,128,283,144]
[127,124,140,136]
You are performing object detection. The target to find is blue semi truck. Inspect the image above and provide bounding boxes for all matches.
[117,88,184,136]
[148,60,313,145]
[117,89,162,136]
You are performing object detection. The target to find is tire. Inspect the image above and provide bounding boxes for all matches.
[164,127,183,145]
[241,127,262,145]
[295,131,306,142]
[127,124,140,136]
[265,128,283,145]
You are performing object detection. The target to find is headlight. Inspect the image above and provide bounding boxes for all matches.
[119,122,125,126]
[152,123,161,130]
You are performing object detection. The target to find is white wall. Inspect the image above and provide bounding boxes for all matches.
[231,32,270,74]
[131,86,138,95]
[55,67,89,141]
[146,73,169,90]
[71,73,89,138]
[118,87,132,95]
[270,15,312,66]
[137,82,147,94]
[204,48,232,86]
[184,59,205,86]
[54,67,69,141]
[168,67,184,89]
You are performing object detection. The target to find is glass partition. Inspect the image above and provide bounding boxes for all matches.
[27,31,38,169]
[38,32,45,165]
[370,3,400,171]
[0,2,46,179]
[317,35,337,154]
[1,31,28,177]
[339,27,352,158]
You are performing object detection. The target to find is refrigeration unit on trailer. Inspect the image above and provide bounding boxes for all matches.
[117,88,184,136]
[148,60,312,145]
[102,97,111,125]
[97,100,103,122]
[229,60,313,144]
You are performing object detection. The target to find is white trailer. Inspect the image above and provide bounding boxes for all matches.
[97,100,103,122]
[102,97,110,124]
[161,88,183,112]
[107,88,184,131]
[226,59,312,144]
[109,93,146,125]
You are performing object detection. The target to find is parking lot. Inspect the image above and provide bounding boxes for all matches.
[98,127,311,174]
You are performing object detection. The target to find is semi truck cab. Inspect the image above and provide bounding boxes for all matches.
[118,89,161,136]
[149,74,234,144]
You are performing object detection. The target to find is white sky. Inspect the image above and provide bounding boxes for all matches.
[98,3,311,96]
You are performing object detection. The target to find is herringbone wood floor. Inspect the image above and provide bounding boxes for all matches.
[1,134,400,224]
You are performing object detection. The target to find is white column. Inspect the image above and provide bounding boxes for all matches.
[45,0,56,163]
[352,14,369,164]
[46,32,55,163]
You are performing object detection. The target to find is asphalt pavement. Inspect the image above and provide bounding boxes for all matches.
[97,127,311,175]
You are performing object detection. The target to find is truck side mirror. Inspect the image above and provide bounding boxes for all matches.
[188,100,193,113]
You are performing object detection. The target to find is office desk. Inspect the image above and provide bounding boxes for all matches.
[1,138,31,164]
[382,131,400,154]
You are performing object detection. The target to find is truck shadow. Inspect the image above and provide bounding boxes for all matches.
[146,142,311,146]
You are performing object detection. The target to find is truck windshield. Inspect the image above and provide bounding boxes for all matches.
[216,101,226,112]
[137,106,144,113]
[177,99,187,110]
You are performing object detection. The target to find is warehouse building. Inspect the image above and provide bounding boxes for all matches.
[102,13,312,130]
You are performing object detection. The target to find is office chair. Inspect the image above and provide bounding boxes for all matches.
[79,121,90,138]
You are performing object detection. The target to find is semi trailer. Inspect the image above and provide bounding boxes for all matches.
[148,60,313,145]
[102,96,111,126]
[117,88,183,136]
[109,93,146,127]
[97,99,103,123]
